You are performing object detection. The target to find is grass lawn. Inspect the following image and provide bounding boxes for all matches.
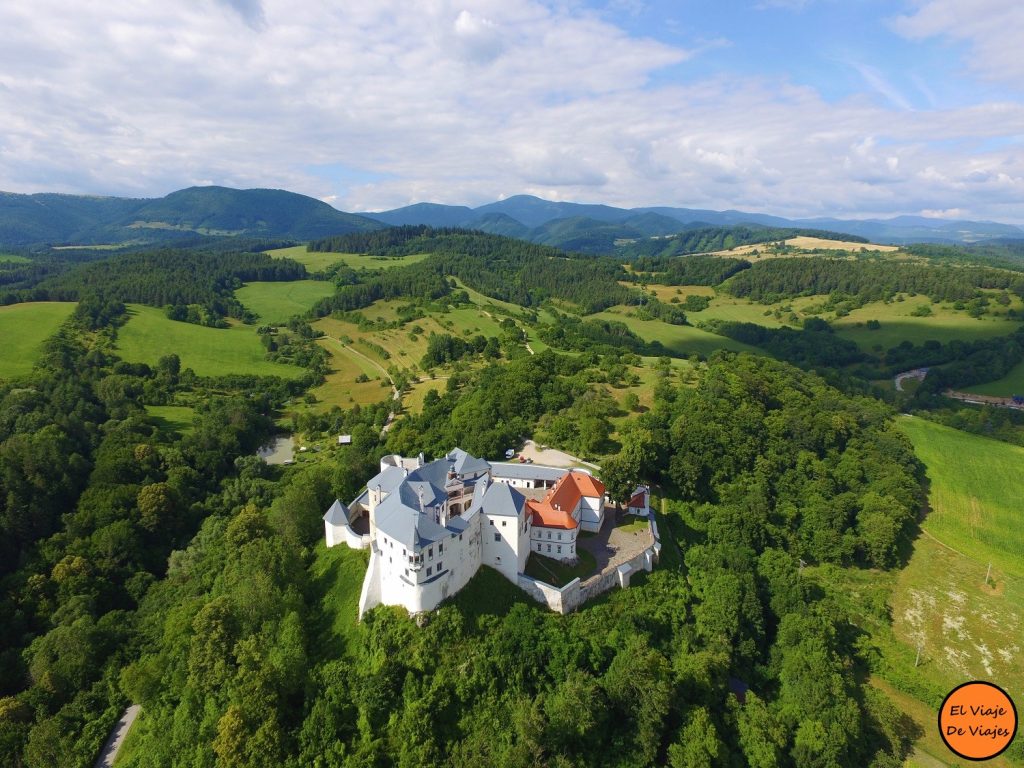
[615,517,649,534]
[266,245,431,272]
[964,359,1024,397]
[235,280,335,324]
[308,540,370,658]
[524,549,597,587]
[0,253,31,263]
[403,378,446,415]
[116,304,304,379]
[0,302,77,379]
[590,307,761,357]
[145,405,195,435]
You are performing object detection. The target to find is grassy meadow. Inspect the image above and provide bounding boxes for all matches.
[590,307,761,357]
[0,302,77,379]
[116,304,304,379]
[235,280,335,324]
[266,245,431,272]
[145,405,196,435]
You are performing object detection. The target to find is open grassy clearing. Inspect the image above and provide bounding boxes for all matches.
[402,377,447,415]
[305,336,392,411]
[590,307,762,357]
[899,416,1024,579]
[833,301,1021,351]
[144,405,196,435]
[235,280,335,324]
[707,236,901,260]
[623,282,716,303]
[0,301,77,379]
[116,304,304,379]
[0,253,31,262]
[266,245,431,272]
[964,359,1024,397]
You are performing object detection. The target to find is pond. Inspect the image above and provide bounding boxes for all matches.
[257,435,295,465]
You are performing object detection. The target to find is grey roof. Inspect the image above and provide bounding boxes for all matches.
[365,465,407,495]
[323,499,350,525]
[489,462,566,482]
[481,482,526,517]
[449,447,490,475]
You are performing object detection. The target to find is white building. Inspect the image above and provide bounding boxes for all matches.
[324,448,606,618]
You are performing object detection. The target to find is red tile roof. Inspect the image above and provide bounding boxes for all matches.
[529,471,605,530]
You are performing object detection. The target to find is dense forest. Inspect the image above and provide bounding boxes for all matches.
[310,228,640,314]
[627,254,752,286]
[726,257,1024,304]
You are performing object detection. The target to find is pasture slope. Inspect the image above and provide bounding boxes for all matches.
[0,302,77,379]
[235,280,335,325]
[116,304,304,379]
[266,245,430,272]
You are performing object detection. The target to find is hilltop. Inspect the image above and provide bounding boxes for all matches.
[0,186,383,247]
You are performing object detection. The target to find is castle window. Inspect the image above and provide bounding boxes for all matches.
[494,532,500,542]
[428,546,433,560]
[557,546,562,554]
[427,566,432,576]
[437,561,442,571]
[459,533,463,541]
[546,544,551,553]
[547,531,551,540]
[439,542,443,554]
[502,520,507,527]
[489,519,494,526]
[557,532,562,540]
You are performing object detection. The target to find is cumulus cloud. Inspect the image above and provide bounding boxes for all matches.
[0,0,1022,223]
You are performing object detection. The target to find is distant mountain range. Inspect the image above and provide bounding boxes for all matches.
[0,186,383,247]
[366,195,1024,249]
[0,185,1021,250]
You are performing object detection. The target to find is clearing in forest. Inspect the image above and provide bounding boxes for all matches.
[236,280,335,325]
[0,301,77,379]
[116,304,304,379]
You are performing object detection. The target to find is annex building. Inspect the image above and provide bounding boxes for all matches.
[323,448,623,618]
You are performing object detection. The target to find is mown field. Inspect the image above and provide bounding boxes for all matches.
[266,245,431,272]
[833,301,1021,351]
[235,280,335,324]
[116,304,304,379]
[0,301,77,379]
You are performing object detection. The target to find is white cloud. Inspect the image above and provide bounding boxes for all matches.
[0,0,1022,223]
[891,0,1024,85]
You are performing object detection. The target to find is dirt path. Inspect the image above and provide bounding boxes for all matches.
[333,339,399,434]
[942,389,1024,411]
[94,705,140,768]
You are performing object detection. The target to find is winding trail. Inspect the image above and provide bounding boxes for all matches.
[330,338,399,434]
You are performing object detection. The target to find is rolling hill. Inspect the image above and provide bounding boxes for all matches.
[0,186,383,246]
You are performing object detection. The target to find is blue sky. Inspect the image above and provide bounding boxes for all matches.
[0,0,1022,222]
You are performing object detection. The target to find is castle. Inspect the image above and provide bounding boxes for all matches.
[323,448,620,617]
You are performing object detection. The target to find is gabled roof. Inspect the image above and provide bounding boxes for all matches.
[365,464,407,495]
[481,482,526,517]
[528,470,606,530]
[448,447,490,476]
[490,463,566,482]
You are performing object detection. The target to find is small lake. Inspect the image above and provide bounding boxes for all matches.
[257,435,294,465]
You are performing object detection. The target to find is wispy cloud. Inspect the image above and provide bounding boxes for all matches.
[850,61,914,111]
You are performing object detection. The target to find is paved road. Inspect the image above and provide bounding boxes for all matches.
[95,705,140,768]
[894,367,929,392]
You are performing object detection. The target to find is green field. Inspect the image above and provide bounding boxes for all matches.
[266,245,431,272]
[236,280,335,324]
[0,253,30,263]
[964,360,1024,398]
[899,416,1024,578]
[591,307,761,357]
[834,301,1020,351]
[0,302,77,379]
[306,336,392,410]
[116,305,304,379]
[145,405,196,434]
